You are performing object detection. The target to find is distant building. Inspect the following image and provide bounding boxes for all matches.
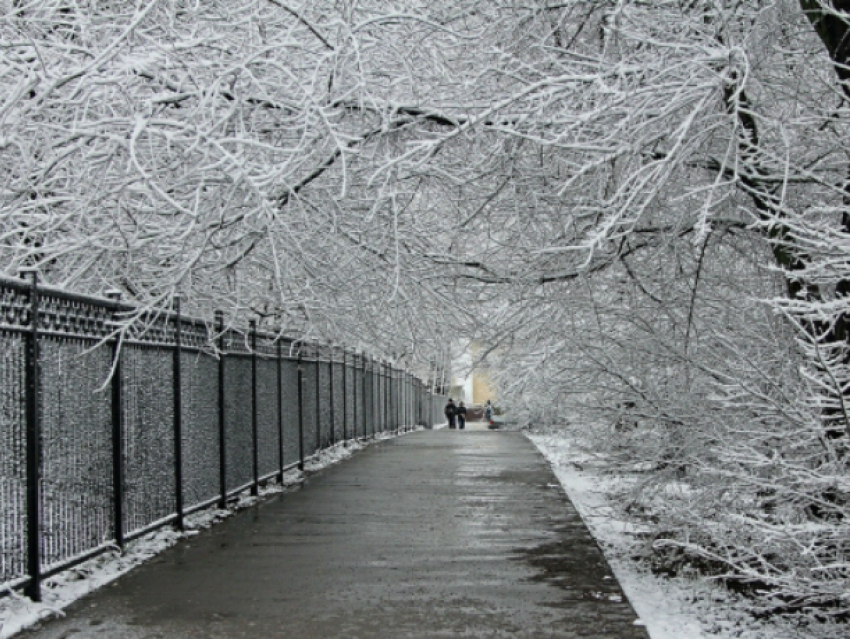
[450,342,497,405]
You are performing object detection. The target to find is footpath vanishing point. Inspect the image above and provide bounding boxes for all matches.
[21,428,649,639]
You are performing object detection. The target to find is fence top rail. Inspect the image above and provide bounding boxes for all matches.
[0,274,427,383]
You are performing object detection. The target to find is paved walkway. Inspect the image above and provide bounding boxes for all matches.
[23,429,649,639]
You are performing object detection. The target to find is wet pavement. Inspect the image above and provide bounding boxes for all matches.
[22,429,649,638]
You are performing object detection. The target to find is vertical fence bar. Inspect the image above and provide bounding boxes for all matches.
[377,360,382,434]
[216,310,227,508]
[250,320,259,497]
[107,290,124,553]
[384,362,389,434]
[329,347,335,447]
[362,355,368,438]
[352,353,358,440]
[315,344,321,452]
[363,355,366,438]
[297,349,305,471]
[23,272,41,602]
[376,359,381,435]
[369,357,375,438]
[387,364,400,435]
[342,350,348,446]
[382,362,387,434]
[391,364,395,433]
[277,339,284,481]
[432,381,435,427]
[377,358,381,436]
[173,296,184,532]
[381,362,386,434]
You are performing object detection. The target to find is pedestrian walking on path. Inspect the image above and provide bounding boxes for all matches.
[484,399,495,427]
[22,431,648,639]
[444,397,457,428]
[456,400,467,429]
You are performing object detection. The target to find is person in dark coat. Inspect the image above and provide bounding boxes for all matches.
[444,398,457,429]
[456,401,467,430]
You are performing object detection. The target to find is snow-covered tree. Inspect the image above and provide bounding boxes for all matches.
[4,0,850,616]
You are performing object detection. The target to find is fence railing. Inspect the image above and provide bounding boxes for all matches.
[0,273,445,602]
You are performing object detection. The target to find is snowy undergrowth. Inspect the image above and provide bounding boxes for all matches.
[528,429,845,639]
[0,430,419,639]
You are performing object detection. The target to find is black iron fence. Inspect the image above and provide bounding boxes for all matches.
[0,274,445,602]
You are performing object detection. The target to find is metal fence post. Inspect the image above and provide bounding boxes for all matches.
[173,296,184,531]
[379,359,383,435]
[375,358,380,437]
[315,343,321,452]
[329,347,335,447]
[342,350,348,446]
[432,384,436,427]
[250,320,259,497]
[23,271,42,602]
[297,348,305,471]
[361,354,367,439]
[106,290,125,553]
[369,357,375,438]
[390,363,394,433]
[351,353,357,440]
[372,358,377,436]
[216,310,227,509]
[354,352,368,439]
[277,339,284,481]
[384,362,389,434]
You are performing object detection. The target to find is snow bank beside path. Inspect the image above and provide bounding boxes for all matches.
[0,430,421,639]
[528,431,819,639]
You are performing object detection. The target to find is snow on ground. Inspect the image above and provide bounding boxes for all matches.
[0,429,425,639]
[528,430,838,639]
